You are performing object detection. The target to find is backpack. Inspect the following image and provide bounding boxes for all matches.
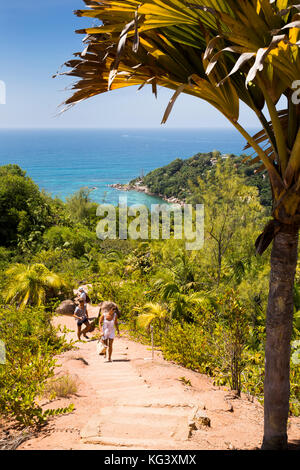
[86,294,91,304]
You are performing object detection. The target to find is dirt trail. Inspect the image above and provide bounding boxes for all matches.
[19,313,300,451]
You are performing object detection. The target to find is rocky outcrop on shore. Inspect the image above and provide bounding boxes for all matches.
[109,181,184,206]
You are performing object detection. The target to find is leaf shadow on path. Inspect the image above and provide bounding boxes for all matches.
[111,359,131,362]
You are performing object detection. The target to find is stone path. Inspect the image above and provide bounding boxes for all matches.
[79,339,196,449]
[17,314,300,451]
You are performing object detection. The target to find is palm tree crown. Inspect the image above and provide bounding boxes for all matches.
[5,263,68,309]
[59,0,300,238]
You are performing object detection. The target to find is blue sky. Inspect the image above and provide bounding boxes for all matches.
[0,1,262,129]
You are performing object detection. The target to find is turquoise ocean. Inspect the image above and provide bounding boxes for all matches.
[0,129,255,207]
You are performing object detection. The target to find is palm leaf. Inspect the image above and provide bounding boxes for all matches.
[59,0,300,228]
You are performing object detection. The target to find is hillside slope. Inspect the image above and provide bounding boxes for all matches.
[131,152,272,208]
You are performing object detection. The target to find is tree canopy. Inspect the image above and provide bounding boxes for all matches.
[0,165,53,247]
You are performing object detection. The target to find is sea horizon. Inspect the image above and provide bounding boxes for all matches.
[0,126,261,130]
[0,128,258,207]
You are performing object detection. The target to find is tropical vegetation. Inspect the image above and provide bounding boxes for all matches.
[0,161,299,439]
[58,0,300,450]
[0,304,74,427]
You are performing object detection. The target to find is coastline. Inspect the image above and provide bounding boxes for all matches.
[109,181,185,206]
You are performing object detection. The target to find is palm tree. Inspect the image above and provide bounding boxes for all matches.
[60,0,300,449]
[151,268,216,321]
[136,302,170,331]
[5,263,68,309]
[150,243,201,293]
[168,291,215,322]
[136,302,170,357]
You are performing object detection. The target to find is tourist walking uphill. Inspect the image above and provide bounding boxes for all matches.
[73,298,91,341]
[99,302,120,362]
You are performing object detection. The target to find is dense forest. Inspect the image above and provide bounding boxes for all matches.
[131,151,272,208]
[0,159,299,428]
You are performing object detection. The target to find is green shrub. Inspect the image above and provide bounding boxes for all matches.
[158,292,253,396]
[161,320,215,374]
[0,305,74,427]
[43,225,97,258]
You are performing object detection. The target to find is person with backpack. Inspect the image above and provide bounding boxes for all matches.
[74,298,91,341]
[78,286,91,305]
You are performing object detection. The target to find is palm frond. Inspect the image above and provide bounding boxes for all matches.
[59,0,300,231]
[5,263,67,309]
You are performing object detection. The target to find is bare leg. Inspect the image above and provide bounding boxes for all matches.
[81,321,90,338]
[77,325,82,341]
[108,339,114,362]
[101,338,108,357]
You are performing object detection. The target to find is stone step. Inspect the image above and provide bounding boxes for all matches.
[117,398,198,408]
[90,370,133,375]
[92,375,144,383]
[81,406,191,442]
[81,435,188,449]
[94,415,187,436]
[97,385,150,394]
[84,373,136,381]
[88,368,133,379]
[100,405,193,418]
[96,389,199,408]
[93,381,142,387]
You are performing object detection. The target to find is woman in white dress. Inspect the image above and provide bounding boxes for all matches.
[99,305,120,362]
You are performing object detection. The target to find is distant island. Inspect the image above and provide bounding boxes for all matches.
[110,151,272,208]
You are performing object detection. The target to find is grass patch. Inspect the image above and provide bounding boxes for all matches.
[44,374,78,400]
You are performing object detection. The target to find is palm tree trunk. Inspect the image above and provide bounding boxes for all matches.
[262,226,298,450]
